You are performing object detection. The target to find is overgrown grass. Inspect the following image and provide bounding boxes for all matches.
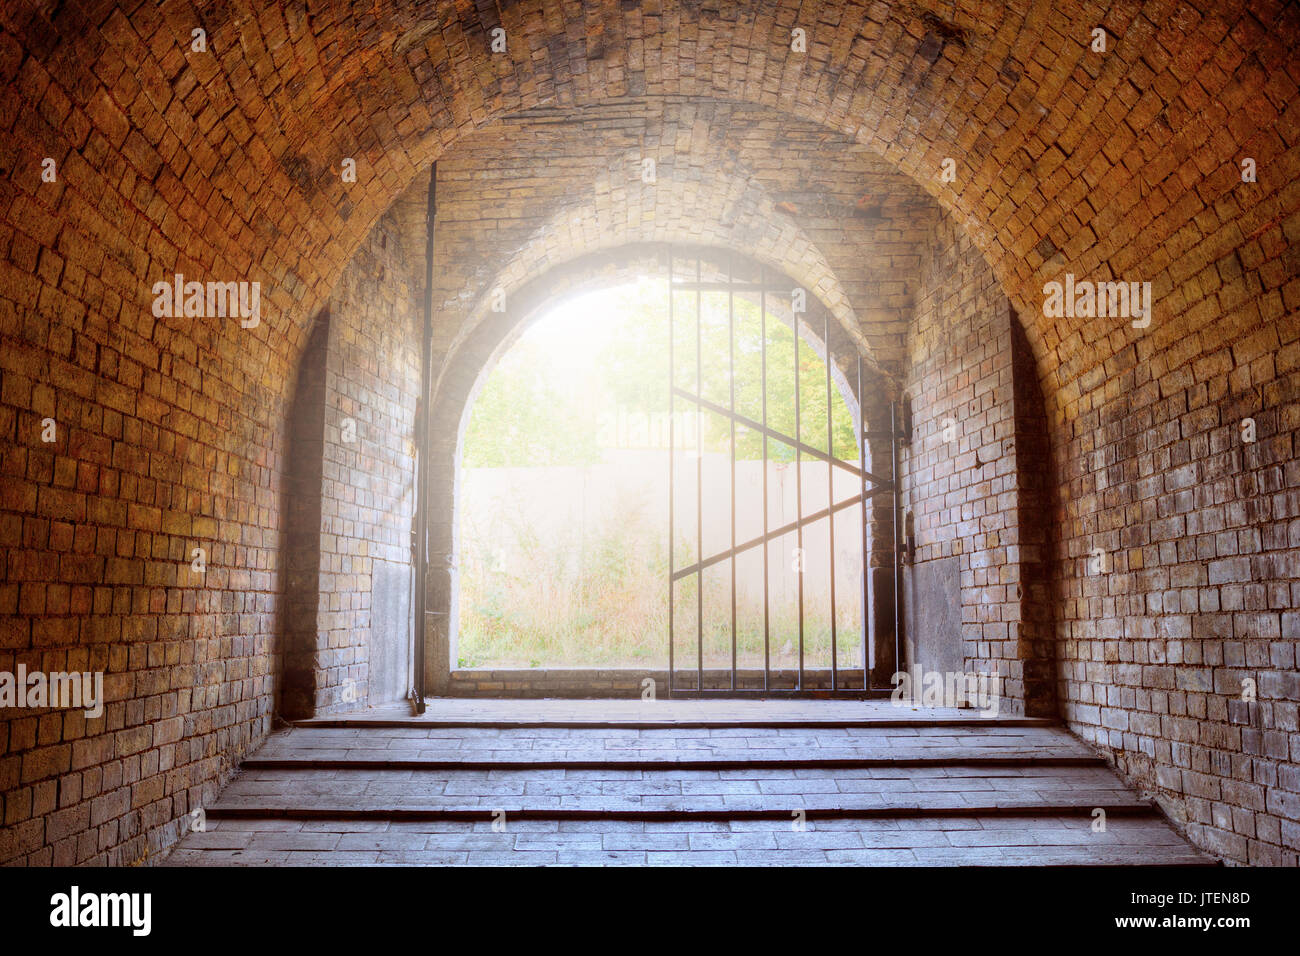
[457,482,863,669]
[458,485,670,666]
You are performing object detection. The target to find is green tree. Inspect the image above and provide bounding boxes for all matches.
[463,282,858,467]
[462,340,601,467]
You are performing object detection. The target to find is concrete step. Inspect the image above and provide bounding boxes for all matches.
[263,722,1093,754]
[163,816,1217,867]
[251,724,1098,771]
[209,764,1156,821]
[297,716,1058,729]
[292,698,1056,729]
[168,701,1213,866]
[242,750,1105,770]
[206,798,1159,822]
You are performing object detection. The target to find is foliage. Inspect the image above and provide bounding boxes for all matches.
[456,280,865,669]
[464,281,859,468]
[461,338,601,467]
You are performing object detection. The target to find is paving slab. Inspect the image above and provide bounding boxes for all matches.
[164,700,1214,867]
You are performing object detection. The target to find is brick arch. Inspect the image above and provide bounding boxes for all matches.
[435,153,872,379]
[5,2,1290,424]
[424,241,901,691]
[0,0,1295,865]
[438,243,873,424]
[424,95,936,379]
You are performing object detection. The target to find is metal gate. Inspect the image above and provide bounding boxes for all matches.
[667,250,903,698]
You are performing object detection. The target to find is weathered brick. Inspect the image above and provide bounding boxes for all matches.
[0,0,1293,873]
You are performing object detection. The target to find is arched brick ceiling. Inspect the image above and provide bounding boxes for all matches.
[440,169,862,363]
[3,0,1291,426]
[423,97,936,381]
[0,0,1296,869]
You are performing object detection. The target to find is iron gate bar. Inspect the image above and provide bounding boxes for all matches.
[858,355,869,691]
[891,401,904,688]
[794,308,805,689]
[671,388,894,486]
[826,308,836,691]
[411,163,438,715]
[695,257,703,693]
[671,490,870,581]
[667,255,674,697]
[760,269,770,692]
[728,254,737,689]
[667,247,890,697]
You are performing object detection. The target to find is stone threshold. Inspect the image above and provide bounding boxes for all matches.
[447,666,880,697]
[298,697,1051,728]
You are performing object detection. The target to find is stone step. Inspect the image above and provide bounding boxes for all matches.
[252,724,1097,770]
[242,749,1104,770]
[205,797,1158,822]
[163,815,1217,867]
[293,699,1056,729]
[298,716,1058,729]
[170,702,1211,866]
[266,723,1091,747]
[209,764,1155,822]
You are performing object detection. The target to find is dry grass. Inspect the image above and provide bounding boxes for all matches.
[457,482,863,670]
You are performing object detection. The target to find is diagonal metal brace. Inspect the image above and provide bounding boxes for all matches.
[672,387,895,487]
[671,490,890,581]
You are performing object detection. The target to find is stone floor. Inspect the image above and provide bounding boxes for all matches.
[164,699,1215,866]
[295,698,1026,725]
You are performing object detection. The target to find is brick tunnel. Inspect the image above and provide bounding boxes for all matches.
[0,0,1297,873]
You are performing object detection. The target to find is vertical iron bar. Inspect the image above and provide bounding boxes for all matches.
[696,256,703,692]
[794,302,804,690]
[760,270,770,693]
[728,255,737,690]
[668,252,675,698]
[859,356,868,691]
[826,311,836,692]
[892,401,903,688]
[411,162,436,715]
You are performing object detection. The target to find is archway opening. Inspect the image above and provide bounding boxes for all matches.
[452,253,890,693]
[456,278,669,669]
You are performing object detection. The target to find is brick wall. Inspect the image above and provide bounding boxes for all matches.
[905,189,1300,864]
[1051,223,1300,865]
[285,207,422,717]
[424,98,927,375]
[0,0,1295,869]
[902,210,1055,716]
[281,312,330,721]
